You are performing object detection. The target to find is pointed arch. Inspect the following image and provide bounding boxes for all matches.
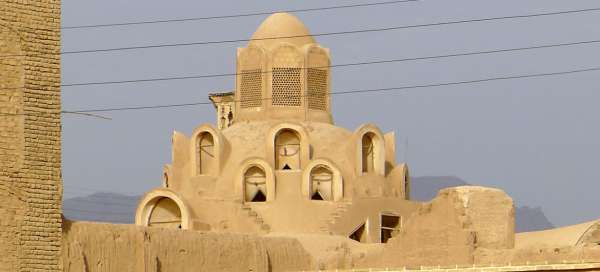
[236,158,276,202]
[304,44,330,112]
[237,45,266,110]
[162,164,172,188]
[271,43,303,107]
[191,124,225,176]
[135,189,191,230]
[354,124,386,176]
[397,163,410,200]
[267,123,310,171]
[302,159,343,201]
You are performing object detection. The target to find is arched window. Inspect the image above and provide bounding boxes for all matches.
[244,166,267,202]
[302,159,343,201]
[163,173,169,188]
[148,197,182,229]
[310,165,333,201]
[362,133,375,173]
[275,129,301,170]
[197,132,215,175]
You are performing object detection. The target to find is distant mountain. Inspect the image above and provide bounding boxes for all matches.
[410,176,554,232]
[63,177,554,232]
[63,192,139,224]
[514,206,555,232]
[410,176,469,201]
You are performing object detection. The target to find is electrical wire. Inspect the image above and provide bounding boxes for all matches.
[3,7,598,59]
[63,66,600,114]
[1,66,599,118]
[62,0,419,30]
[57,7,600,55]
[59,39,600,87]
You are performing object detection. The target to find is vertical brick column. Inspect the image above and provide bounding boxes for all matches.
[0,0,62,271]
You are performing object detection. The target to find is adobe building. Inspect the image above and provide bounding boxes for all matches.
[135,13,418,242]
[2,2,600,271]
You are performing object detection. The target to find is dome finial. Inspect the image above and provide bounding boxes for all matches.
[249,13,316,49]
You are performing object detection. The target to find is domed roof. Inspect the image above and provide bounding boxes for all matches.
[249,13,316,50]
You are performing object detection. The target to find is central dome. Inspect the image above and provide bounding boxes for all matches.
[249,13,316,50]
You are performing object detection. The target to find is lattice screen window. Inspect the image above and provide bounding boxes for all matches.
[307,68,328,111]
[240,69,263,108]
[272,68,302,106]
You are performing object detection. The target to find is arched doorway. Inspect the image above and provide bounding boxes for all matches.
[148,197,182,229]
[244,166,267,202]
[310,165,333,201]
[275,129,301,170]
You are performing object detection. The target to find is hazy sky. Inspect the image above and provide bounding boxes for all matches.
[60,0,600,227]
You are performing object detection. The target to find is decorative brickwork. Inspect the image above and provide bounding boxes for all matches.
[240,69,263,108]
[0,0,62,271]
[307,68,328,111]
[272,68,302,106]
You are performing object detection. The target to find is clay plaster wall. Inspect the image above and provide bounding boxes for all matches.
[0,0,62,271]
[371,186,515,267]
[149,120,408,235]
[515,221,600,249]
[62,220,313,272]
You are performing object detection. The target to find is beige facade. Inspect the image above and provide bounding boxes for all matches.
[0,0,62,271]
[128,13,600,271]
[2,7,600,271]
[136,14,417,242]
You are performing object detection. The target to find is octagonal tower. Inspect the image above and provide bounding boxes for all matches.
[235,13,332,123]
[136,13,416,244]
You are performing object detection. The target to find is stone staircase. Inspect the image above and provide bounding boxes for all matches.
[319,202,353,234]
[240,202,271,233]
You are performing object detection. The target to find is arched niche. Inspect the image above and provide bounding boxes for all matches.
[190,124,225,176]
[267,123,310,171]
[244,166,268,202]
[304,45,330,112]
[235,158,275,202]
[162,164,172,188]
[398,163,410,200]
[270,43,303,107]
[354,124,385,176]
[275,129,300,170]
[237,45,266,110]
[135,189,191,230]
[302,159,343,201]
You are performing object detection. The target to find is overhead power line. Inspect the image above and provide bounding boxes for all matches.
[59,39,600,87]
[2,7,598,59]
[0,65,598,119]
[63,66,600,114]
[58,7,600,55]
[62,0,419,30]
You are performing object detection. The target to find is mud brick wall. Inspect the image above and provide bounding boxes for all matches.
[0,0,62,271]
